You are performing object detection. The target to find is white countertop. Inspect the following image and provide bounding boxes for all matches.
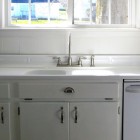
[0,66,140,80]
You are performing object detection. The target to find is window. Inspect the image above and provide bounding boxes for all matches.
[10,0,68,25]
[6,0,136,27]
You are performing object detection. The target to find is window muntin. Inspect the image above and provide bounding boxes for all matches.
[8,0,132,27]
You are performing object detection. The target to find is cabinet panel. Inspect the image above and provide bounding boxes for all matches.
[0,103,11,140]
[70,102,120,140]
[0,83,10,98]
[18,82,119,99]
[20,102,69,140]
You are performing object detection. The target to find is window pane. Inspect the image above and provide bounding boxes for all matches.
[50,0,68,24]
[74,0,91,24]
[31,0,48,24]
[111,0,128,24]
[74,0,128,25]
[96,0,109,24]
[11,0,29,24]
[31,0,68,24]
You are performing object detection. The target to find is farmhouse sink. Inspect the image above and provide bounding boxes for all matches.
[25,67,115,76]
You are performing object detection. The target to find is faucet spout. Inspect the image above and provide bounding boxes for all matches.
[68,33,72,65]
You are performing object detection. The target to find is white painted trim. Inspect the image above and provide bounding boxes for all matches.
[68,0,73,24]
[29,0,31,24]
[0,0,3,28]
[131,0,136,27]
[136,0,140,28]
[0,0,5,28]
[6,0,11,27]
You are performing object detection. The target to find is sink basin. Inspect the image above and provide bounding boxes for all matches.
[26,68,115,76]
[71,69,114,75]
[26,69,67,75]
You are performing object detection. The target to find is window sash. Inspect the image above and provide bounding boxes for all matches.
[2,0,137,28]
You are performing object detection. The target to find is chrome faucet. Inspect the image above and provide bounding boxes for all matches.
[67,33,72,66]
[53,33,87,67]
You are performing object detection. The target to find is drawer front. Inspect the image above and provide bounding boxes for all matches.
[0,83,10,98]
[18,82,120,99]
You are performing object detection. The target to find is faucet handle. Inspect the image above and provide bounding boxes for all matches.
[90,55,94,67]
[53,57,62,66]
[78,56,87,66]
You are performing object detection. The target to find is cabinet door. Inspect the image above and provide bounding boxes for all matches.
[70,102,120,140]
[20,102,69,140]
[0,103,11,140]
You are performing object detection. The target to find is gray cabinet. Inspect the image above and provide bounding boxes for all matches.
[0,79,122,140]
[70,102,120,140]
[19,101,120,140]
[0,103,11,140]
[0,83,11,140]
[20,102,69,140]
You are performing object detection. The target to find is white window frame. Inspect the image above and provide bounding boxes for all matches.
[0,0,139,28]
[0,0,5,28]
[136,0,140,28]
[73,0,136,28]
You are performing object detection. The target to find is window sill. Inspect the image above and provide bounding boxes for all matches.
[0,26,140,32]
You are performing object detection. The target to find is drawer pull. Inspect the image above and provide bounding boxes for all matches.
[74,107,78,123]
[64,87,75,94]
[60,107,64,123]
[1,107,4,124]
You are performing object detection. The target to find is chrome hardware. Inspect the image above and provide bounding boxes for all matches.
[53,33,88,67]
[60,107,64,123]
[53,57,62,66]
[53,33,72,67]
[1,107,4,124]
[74,107,78,123]
[90,55,94,67]
[53,33,86,67]
[64,87,75,94]
[18,107,20,116]
[24,98,33,101]
[118,106,120,115]
[78,56,87,66]
[104,98,113,101]
[68,33,72,66]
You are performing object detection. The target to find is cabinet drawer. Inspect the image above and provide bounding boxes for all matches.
[18,82,120,99]
[0,83,10,98]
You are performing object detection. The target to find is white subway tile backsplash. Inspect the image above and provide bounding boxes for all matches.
[71,31,140,54]
[19,31,67,54]
[0,29,140,55]
[0,55,140,67]
[20,37,66,54]
[2,38,20,54]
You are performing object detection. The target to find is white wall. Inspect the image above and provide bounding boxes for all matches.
[0,29,140,55]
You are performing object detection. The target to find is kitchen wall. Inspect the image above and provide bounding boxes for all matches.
[0,29,140,55]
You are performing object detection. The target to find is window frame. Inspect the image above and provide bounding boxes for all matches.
[0,0,138,28]
[0,0,5,28]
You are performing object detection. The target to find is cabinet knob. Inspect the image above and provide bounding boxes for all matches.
[64,87,75,94]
